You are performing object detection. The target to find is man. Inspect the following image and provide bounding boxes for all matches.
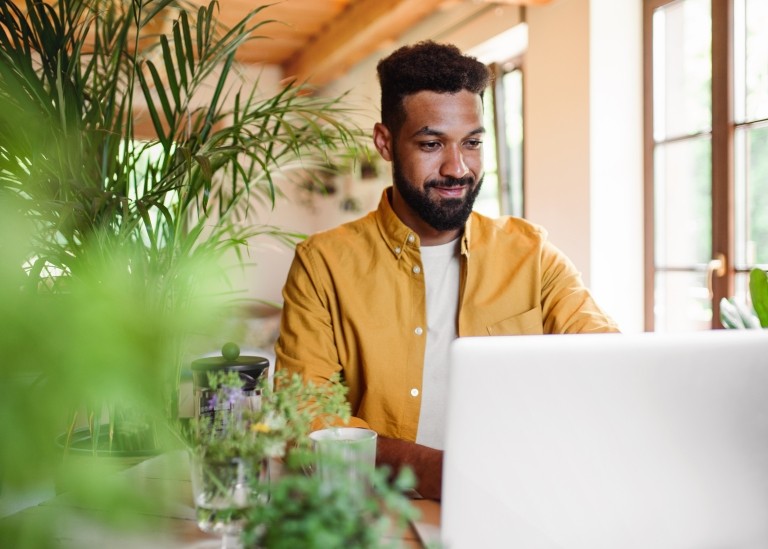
[275,41,619,500]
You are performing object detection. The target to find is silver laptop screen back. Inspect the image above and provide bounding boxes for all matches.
[442,330,768,549]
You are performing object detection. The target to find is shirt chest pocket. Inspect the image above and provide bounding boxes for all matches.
[486,307,544,336]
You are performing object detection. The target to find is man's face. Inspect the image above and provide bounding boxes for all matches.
[374,90,485,235]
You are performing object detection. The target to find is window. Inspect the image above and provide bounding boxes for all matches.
[644,0,768,331]
[476,59,525,218]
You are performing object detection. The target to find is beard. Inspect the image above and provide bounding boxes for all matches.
[392,156,483,232]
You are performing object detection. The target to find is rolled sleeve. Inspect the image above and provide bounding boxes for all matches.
[275,242,372,430]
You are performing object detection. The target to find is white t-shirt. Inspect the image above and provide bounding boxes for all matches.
[415,237,461,450]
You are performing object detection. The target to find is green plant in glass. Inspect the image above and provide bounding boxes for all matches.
[187,369,352,463]
[185,368,353,545]
[0,0,362,457]
[719,268,768,328]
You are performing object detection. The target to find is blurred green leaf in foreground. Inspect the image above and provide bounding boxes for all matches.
[0,194,230,546]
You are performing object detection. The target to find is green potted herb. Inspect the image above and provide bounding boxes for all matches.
[185,368,417,549]
[242,451,418,549]
[185,367,354,544]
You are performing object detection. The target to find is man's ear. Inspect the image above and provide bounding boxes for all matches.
[373,122,393,162]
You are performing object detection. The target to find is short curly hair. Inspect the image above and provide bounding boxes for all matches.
[376,41,491,135]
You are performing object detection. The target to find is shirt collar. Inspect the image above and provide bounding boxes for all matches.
[375,187,473,259]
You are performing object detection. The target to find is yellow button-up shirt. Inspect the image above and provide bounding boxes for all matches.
[275,188,619,441]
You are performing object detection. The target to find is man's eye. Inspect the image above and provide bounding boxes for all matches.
[419,142,441,151]
[465,139,483,149]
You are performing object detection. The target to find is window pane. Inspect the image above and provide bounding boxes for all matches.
[734,271,752,309]
[654,138,712,267]
[738,0,768,122]
[476,174,500,217]
[502,69,524,218]
[735,124,768,266]
[476,88,500,217]
[652,0,712,141]
[654,271,711,331]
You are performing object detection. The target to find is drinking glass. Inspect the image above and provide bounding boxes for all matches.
[308,427,377,499]
[189,453,268,549]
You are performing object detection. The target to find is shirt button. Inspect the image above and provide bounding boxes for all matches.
[412,265,421,274]
[414,326,423,335]
[407,234,415,243]
[410,388,419,397]
[394,246,401,254]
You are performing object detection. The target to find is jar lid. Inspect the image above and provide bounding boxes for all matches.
[191,343,269,390]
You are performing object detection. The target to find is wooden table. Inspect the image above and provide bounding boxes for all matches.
[1,451,441,548]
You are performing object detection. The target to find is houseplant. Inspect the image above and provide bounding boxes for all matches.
[0,0,363,543]
[184,368,417,549]
[242,453,418,549]
[0,0,361,454]
[185,368,353,545]
[719,267,768,328]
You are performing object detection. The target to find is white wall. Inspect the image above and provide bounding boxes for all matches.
[589,0,644,332]
[526,0,643,332]
[526,0,592,279]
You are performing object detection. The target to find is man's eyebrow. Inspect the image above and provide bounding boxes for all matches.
[412,126,443,138]
[411,126,486,138]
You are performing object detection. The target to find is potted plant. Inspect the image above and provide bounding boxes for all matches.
[185,368,349,543]
[720,268,768,329]
[0,0,361,463]
[185,368,417,549]
[0,3,367,543]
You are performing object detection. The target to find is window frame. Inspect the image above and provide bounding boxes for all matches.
[488,57,525,218]
[643,0,735,331]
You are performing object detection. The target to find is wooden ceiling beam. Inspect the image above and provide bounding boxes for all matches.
[281,0,446,88]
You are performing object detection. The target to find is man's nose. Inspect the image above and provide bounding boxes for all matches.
[440,146,469,179]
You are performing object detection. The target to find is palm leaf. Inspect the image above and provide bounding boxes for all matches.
[1,0,364,464]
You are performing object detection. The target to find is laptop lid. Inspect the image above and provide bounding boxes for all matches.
[442,330,768,549]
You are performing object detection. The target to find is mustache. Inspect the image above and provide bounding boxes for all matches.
[424,175,475,189]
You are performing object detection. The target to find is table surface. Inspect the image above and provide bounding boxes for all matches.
[1,451,441,548]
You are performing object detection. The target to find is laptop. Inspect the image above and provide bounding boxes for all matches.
[440,330,768,549]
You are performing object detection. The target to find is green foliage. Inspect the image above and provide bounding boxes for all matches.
[719,267,768,329]
[186,370,352,463]
[0,1,361,271]
[0,0,363,544]
[185,370,419,549]
[184,372,415,549]
[242,451,418,549]
[750,268,768,328]
[0,200,229,545]
[0,0,362,330]
[0,0,363,452]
